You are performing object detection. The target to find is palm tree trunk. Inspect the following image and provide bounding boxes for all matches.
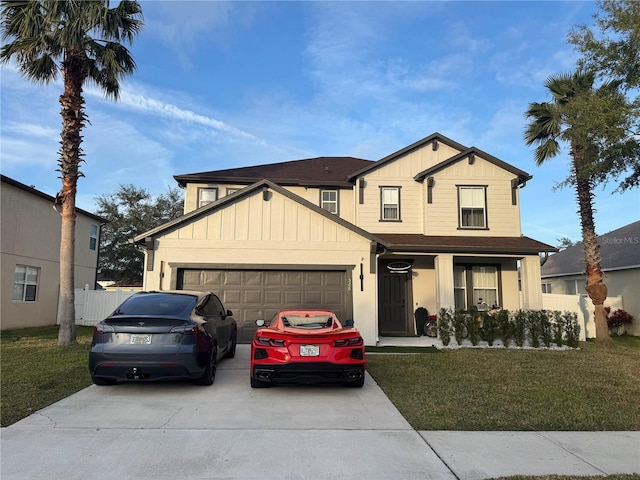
[573,148,612,346]
[56,52,86,346]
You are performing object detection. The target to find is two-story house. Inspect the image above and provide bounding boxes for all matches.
[134,133,556,345]
[1,175,106,330]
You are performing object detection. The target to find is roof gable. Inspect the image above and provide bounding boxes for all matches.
[174,157,373,188]
[541,221,640,277]
[413,147,532,185]
[134,179,383,245]
[346,132,468,181]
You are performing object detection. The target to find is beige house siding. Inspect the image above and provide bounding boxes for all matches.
[1,179,101,330]
[143,187,379,344]
[424,156,522,236]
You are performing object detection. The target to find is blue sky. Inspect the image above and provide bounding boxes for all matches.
[1,1,638,247]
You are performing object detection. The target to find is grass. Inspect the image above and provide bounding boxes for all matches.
[1,327,639,434]
[366,335,640,431]
[1,326,94,427]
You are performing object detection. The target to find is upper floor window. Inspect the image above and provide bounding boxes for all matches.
[89,224,98,251]
[380,187,401,221]
[458,186,486,229]
[320,189,339,214]
[13,265,39,302]
[198,188,218,208]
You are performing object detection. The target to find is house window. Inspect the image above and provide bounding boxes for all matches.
[565,279,585,295]
[320,189,338,214]
[472,266,499,307]
[89,224,98,251]
[380,187,400,221]
[458,186,487,228]
[454,266,467,309]
[198,188,218,208]
[13,265,39,302]
[541,283,552,294]
[454,265,500,309]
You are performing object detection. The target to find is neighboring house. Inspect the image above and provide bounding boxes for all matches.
[1,175,105,330]
[541,221,640,336]
[134,132,556,345]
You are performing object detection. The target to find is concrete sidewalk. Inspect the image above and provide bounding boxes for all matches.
[1,345,638,479]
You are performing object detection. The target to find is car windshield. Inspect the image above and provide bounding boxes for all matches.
[282,314,333,329]
[113,293,197,316]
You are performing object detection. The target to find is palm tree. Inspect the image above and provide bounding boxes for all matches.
[1,1,143,345]
[524,71,613,346]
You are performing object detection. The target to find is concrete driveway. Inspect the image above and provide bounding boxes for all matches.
[1,345,638,479]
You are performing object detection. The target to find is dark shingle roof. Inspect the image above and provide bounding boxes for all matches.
[541,221,640,277]
[373,234,557,255]
[174,157,373,187]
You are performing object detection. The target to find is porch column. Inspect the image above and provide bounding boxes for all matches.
[435,254,455,311]
[520,255,543,310]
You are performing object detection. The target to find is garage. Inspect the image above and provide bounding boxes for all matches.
[177,267,353,342]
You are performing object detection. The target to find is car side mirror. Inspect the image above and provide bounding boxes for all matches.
[345,319,354,327]
[256,319,265,327]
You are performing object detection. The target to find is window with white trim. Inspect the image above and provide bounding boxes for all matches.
[541,283,552,294]
[198,188,218,208]
[13,265,39,302]
[320,189,338,214]
[454,266,467,309]
[380,187,400,221]
[459,186,486,228]
[89,224,98,250]
[454,265,500,309]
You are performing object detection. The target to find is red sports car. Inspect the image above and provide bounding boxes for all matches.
[250,309,366,388]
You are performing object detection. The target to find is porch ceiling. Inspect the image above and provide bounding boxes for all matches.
[373,234,557,255]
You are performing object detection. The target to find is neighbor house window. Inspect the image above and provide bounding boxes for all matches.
[198,188,218,208]
[458,186,487,228]
[320,189,339,214]
[89,224,98,251]
[565,279,585,295]
[380,187,400,221]
[13,265,39,302]
[541,283,552,294]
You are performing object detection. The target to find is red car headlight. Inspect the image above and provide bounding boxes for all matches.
[334,337,363,347]
[254,336,286,347]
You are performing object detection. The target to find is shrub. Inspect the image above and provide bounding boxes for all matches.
[527,310,541,348]
[606,308,633,335]
[539,310,553,347]
[481,311,499,346]
[466,307,481,346]
[437,308,452,346]
[497,309,512,347]
[452,309,467,346]
[563,311,581,348]
[513,310,527,347]
[552,310,564,347]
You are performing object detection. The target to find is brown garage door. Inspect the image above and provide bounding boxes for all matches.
[178,269,352,342]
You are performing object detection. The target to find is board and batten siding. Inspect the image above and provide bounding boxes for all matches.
[424,156,522,236]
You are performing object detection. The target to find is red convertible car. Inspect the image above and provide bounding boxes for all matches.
[250,309,366,388]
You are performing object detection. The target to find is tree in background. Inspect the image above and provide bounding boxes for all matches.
[569,0,640,191]
[96,184,183,286]
[524,71,632,346]
[557,237,578,251]
[0,1,143,345]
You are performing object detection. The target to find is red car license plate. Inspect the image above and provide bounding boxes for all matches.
[300,345,319,356]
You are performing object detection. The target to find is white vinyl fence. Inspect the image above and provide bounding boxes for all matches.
[57,286,137,326]
[540,293,624,340]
